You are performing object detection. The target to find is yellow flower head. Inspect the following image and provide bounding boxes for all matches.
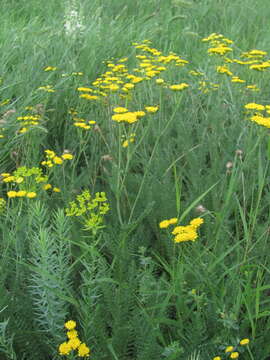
[145,106,159,113]
[159,220,170,229]
[26,192,37,199]
[59,341,72,356]
[230,352,239,359]
[69,337,81,350]
[189,217,204,228]
[65,320,76,330]
[77,343,90,357]
[225,346,234,353]
[240,338,250,346]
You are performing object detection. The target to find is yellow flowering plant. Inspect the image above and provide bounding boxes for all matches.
[58,320,90,358]
[65,190,110,235]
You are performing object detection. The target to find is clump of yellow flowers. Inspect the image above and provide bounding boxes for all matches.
[212,338,250,359]
[159,217,204,243]
[41,149,73,168]
[2,165,62,199]
[65,190,110,234]
[58,320,90,357]
[244,102,270,129]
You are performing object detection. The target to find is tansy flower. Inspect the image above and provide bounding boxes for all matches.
[26,192,37,198]
[225,346,234,353]
[159,220,170,228]
[17,191,27,197]
[53,187,61,192]
[7,191,17,198]
[59,342,72,355]
[239,338,250,346]
[230,352,239,359]
[69,337,81,350]
[145,106,159,113]
[189,217,204,228]
[213,357,221,360]
[169,83,189,91]
[156,78,165,84]
[67,330,78,339]
[77,343,90,357]
[113,107,128,113]
[62,153,73,160]
[65,320,76,330]
[168,218,178,225]
[43,184,52,190]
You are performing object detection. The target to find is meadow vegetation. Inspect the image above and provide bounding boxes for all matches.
[1,0,270,359]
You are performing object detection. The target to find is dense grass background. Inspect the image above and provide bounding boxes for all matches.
[1,0,270,359]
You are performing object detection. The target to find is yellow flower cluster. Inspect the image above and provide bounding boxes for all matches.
[41,149,73,168]
[213,338,250,360]
[159,217,178,228]
[1,165,61,199]
[44,66,57,71]
[58,320,90,357]
[159,217,204,243]
[69,108,96,130]
[76,40,190,107]
[38,85,55,93]
[202,33,233,56]
[65,190,110,234]
[172,218,204,243]
[244,102,270,128]
[111,106,158,124]
[122,133,135,148]
[169,83,189,91]
[17,113,42,134]
[216,65,233,76]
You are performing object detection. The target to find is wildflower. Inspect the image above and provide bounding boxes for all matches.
[69,337,81,350]
[26,192,37,198]
[59,341,72,356]
[189,217,204,228]
[230,352,239,359]
[53,187,61,192]
[53,156,64,165]
[80,94,98,100]
[65,320,76,330]
[62,153,73,160]
[156,78,165,84]
[168,218,178,225]
[77,343,90,357]
[169,83,189,91]
[145,106,159,113]
[239,338,250,346]
[225,346,234,353]
[213,357,222,360]
[44,66,57,71]
[43,184,52,190]
[244,103,265,111]
[17,191,27,197]
[7,191,17,198]
[113,107,128,113]
[67,330,78,339]
[159,220,170,228]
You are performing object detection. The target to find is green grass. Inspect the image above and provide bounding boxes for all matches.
[1,0,270,359]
